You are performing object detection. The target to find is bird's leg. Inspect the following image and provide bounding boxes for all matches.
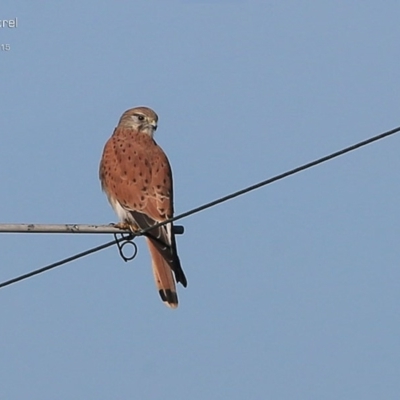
[114,221,141,233]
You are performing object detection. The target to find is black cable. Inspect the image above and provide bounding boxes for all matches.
[1,124,399,289]
[0,237,122,288]
[141,125,400,231]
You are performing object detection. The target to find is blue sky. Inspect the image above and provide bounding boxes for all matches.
[1,1,400,399]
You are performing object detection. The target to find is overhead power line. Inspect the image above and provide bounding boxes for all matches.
[148,124,400,230]
[0,237,121,288]
[0,124,399,289]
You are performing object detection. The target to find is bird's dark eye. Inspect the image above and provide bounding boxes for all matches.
[137,115,145,121]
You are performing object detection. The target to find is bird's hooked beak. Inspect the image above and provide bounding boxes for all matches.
[150,119,158,131]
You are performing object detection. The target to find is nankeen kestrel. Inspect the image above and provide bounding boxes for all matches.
[99,107,187,308]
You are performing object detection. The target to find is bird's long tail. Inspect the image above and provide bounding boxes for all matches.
[146,238,179,308]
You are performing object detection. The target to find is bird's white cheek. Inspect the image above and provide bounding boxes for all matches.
[142,127,155,138]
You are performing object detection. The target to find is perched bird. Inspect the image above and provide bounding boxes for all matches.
[99,107,187,308]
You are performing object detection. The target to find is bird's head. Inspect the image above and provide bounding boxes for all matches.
[118,106,158,137]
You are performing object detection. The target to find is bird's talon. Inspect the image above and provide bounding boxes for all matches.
[115,222,140,233]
